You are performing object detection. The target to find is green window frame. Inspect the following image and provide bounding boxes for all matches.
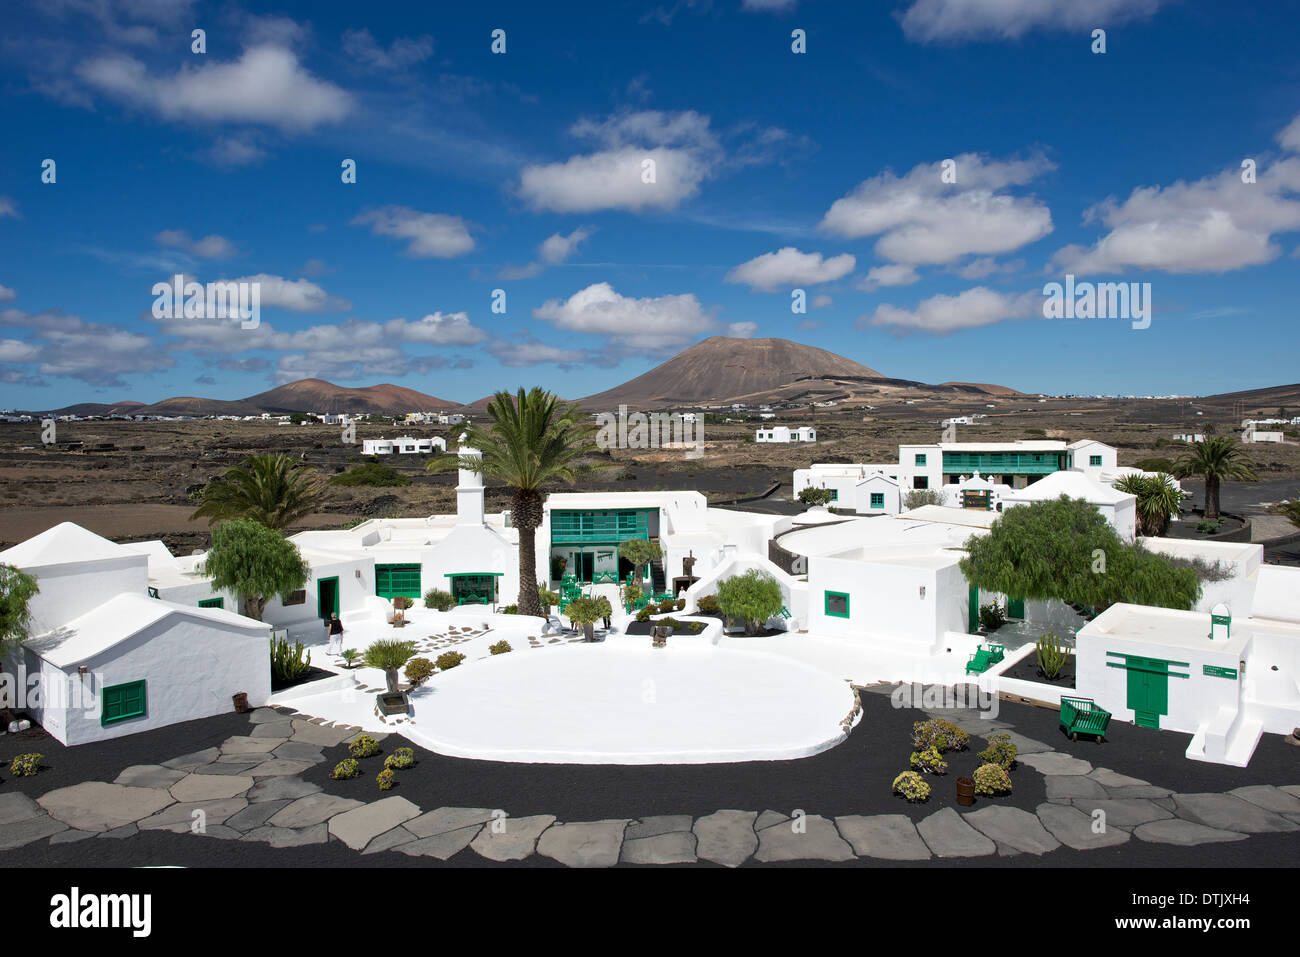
[828,489,838,501]
[1089,455,1102,466]
[198,597,223,609]
[101,680,147,727]
[375,564,422,600]
[869,492,885,509]
[825,591,850,618]
[914,453,927,466]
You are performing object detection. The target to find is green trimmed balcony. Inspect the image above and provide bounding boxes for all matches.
[550,508,654,545]
[941,452,1068,475]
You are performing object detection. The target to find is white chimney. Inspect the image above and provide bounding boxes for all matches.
[456,440,485,527]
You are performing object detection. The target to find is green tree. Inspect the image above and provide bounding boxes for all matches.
[426,388,598,617]
[959,497,1201,614]
[716,568,784,635]
[191,452,324,532]
[797,487,834,507]
[618,538,662,585]
[1172,437,1256,522]
[903,488,944,510]
[0,564,40,664]
[364,639,417,693]
[200,519,310,620]
[562,595,605,640]
[1272,492,1300,532]
[1113,472,1183,537]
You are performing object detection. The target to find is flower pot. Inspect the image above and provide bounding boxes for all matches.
[232,692,249,714]
[956,776,975,806]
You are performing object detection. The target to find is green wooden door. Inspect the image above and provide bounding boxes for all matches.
[1007,596,1025,619]
[1126,656,1170,729]
[968,586,979,632]
[317,576,339,619]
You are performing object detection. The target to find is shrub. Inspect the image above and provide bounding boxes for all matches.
[537,583,560,614]
[404,657,435,686]
[435,651,466,671]
[658,599,677,614]
[9,753,42,776]
[977,733,1018,770]
[376,768,396,790]
[635,606,653,622]
[501,604,519,615]
[797,486,834,507]
[973,762,1013,796]
[892,771,931,803]
[384,747,415,770]
[349,735,380,758]
[339,648,360,668]
[697,594,720,615]
[716,569,784,635]
[909,747,948,775]
[646,617,704,633]
[424,589,455,611]
[330,758,360,779]
[675,598,686,611]
[912,718,970,753]
[270,634,312,683]
[489,640,512,655]
[903,488,944,510]
[978,600,1007,631]
[329,462,411,487]
[392,595,414,610]
[1035,632,1071,680]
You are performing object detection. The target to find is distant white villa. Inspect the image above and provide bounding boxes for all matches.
[756,426,816,443]
[362,435,447,456]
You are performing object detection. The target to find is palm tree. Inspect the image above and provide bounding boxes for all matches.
[1171,437,1257,522]
[1272,492,1300,532]
[191,452,324,532]
[427,388,598,617]
[1113,472,1183,537]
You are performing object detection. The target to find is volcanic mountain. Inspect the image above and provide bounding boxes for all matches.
[574,336,1020,409]
[126,380,461,417]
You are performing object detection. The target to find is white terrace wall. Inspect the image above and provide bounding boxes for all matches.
[21,555,149,636]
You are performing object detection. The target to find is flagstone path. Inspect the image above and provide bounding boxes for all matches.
[3,701,1298,864]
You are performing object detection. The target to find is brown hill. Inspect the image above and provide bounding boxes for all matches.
[129,379,461,417]
[940,381,1026,397]
[577,337,886,408]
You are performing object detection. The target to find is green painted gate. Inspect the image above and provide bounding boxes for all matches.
[1007,596,1025,619]
[1106,653,1189,729]
[968,586,979,632]
[375,563,422,600]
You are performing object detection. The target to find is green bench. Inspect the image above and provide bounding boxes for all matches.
[1060,696,1111,743]
[964,643,1005,675]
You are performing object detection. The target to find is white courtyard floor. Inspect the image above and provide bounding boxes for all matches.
[273,605,861,764]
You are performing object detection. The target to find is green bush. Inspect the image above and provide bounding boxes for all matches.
[424,589,455,611]
[489,640,512,655]
[675,598,686,611]
[978,600,1006,631]
[903,488,944,510]
[697,594,720,615]
[1035,632,1071,680]
[376,768,396,790]
[909,747,948,775]
[501,604,519,615]
[658,599,677,613]
[330,758,360,779]
[270,634,312,683]
[645,617,704,633]
[635,606,653,622]
[716,568,784,635]
[392,595,414,610]
[384,747,415,770]
[329,462,411,487]
[973,762,1013,796]
[912,718,970,753]
[892,771,932,803]
[9,753,42,776]
[339,648,360,668]
[349,735,380,758]
[977,733,1018,770]
[797,487,835,507]
[404,657,435,686]
[435,651,466,671]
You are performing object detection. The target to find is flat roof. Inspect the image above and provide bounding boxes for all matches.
[1078,602,1262,653]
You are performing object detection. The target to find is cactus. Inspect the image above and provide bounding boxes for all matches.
[1035,632,1071,680]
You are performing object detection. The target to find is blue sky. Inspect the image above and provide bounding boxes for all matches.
[1,0,1298,409]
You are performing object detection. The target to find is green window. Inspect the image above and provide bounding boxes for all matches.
[1089,455,1102,466]
[375,563,422,599]
[825,591,850,618]
[448,574,499,604]
[913,476,928,489]
[101,680,147,727]
[829,489,838,501]
[869,493,885,509]
[914,453,927,466]
[198,597,223,609]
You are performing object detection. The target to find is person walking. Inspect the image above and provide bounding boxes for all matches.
[327,612,344,655]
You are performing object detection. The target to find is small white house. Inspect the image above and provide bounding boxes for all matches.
[362,438,394,455]
[1244,430,1284,444]
[1002,469,1137,541]
[756,426,816,443]
[0,524,271,746]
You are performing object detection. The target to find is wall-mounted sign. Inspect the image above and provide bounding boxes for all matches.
[1203,664,1238,679]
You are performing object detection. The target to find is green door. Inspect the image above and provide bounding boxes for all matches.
[1006,596,1025,619]
[968,586,979,632]
[317,576,339,619]
[375,564,421,599]
[1125,656,1170,729]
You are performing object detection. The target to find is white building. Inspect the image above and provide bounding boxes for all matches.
[756,426,816,443]
[0,524,271,746]
[361,435,446,456]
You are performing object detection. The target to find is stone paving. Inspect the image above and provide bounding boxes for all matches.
[4,702,1298,865]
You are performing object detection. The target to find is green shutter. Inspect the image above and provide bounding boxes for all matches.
[198,597,223,609]
[102,680,147,726]
[375,564,422,599]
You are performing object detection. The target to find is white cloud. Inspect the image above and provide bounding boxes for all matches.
[1052,154,1300,275]
[205,132,266,168]
[864,287,1039,334]
[539,227,594,264]
[857,264,920,291]
[897,0,1164,43]
[78,45,354,132]
[725,247,855,291]
[728,321,759,337]
[486,338,588,368]
[0,197,18,219]
[155,230,239,260]
[534,281,714,354]
[955,256,1024,280]
[342,29,433,71]
[387,312,487,347]
[811,294,833,309]
[230,274,351,313]
[0,307,173,387]
[0,339,39,362]
[821,153,1054,265]
[1280,112,1300,154]
[742,0,798,9]
[352,206,475,258]
[0,285,15,303]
